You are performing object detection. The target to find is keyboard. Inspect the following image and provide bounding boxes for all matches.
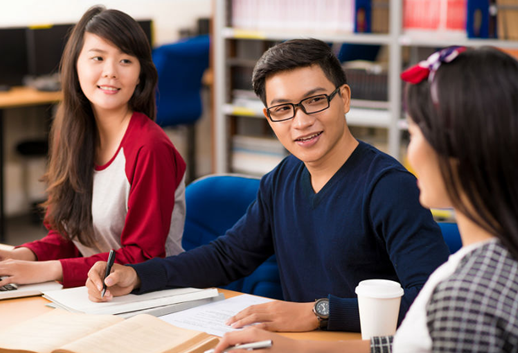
[0,277,18,291]
[0,277,62,300]
[0,283,18,291]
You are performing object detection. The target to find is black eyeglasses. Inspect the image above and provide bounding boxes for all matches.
[266,86,341,122]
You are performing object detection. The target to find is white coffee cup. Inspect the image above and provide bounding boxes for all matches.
[355,279,404,340]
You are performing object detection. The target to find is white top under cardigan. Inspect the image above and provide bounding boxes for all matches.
[392,238,496,352]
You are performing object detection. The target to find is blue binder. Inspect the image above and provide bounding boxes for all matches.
[355,0,372,33]
[467,0,497,38]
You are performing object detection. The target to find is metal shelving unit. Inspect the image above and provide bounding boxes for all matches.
[213,0,518,174]
[213,0,403,174]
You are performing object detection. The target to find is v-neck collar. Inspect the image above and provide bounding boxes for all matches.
[301,140,364,208]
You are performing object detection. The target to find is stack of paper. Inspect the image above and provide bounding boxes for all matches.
[43,286,220,317]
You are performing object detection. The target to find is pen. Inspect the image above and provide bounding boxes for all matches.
[101,249,116,298]
[204,340,272,353]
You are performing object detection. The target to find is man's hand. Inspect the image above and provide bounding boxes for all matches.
[86,262,141,302]
[225,301,319,332]
[0,259,62,284]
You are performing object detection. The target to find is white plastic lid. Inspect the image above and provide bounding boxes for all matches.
[355,279,404,299]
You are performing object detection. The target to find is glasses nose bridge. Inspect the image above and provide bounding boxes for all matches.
[292,101,309,116]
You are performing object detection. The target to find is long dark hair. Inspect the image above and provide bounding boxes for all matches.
[42,6,158,246]
[406,47,518,258]
[252,38,347,106]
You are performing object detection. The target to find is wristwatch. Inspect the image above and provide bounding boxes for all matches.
[312,298,329,330]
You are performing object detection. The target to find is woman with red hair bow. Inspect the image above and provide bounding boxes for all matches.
[211,46,518,353]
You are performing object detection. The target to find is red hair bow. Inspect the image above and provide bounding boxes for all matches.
[401,46,467,84]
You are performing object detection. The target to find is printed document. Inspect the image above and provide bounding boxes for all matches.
[159,294,273,336]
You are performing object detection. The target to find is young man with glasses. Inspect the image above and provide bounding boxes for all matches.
[86,38,450,333]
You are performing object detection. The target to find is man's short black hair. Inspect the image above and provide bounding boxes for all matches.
[252,38,347,106]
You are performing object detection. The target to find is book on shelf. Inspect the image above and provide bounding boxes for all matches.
[0,310,218,353]
[233,135,287,155]
[232,151,285,176]
[403,0,467,36]
[467,0,497,38]
[497,0,518,40]
[354,0,389,33]
[43,286,219,316]
[231,0,355,34]
[372,0,389,33]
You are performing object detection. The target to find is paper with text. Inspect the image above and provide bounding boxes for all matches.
[159,294,273,337]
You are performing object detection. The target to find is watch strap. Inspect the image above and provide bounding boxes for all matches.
[317,317,328,330]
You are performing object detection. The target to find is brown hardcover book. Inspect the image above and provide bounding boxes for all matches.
[0,310,218,353]
[498,0,518,40]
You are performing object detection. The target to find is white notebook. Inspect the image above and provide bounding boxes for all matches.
[43,286,219,316]
[0,280,62,300]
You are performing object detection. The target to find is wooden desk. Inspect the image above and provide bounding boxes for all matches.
[0,288,361,341]
[0,87,62,242]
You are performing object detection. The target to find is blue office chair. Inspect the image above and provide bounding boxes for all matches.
[182,174,283,300]
[153,35,210,183]
[437,222,462,254]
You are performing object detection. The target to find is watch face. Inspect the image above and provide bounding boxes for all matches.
[316,300,329,316]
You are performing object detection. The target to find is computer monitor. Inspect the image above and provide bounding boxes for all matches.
[0,27,29,87]
[25,20,152,79]
[26,24,74,77]
[137,20,153,47]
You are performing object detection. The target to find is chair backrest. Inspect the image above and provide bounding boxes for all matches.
[183,174,283,300]
[437,222,462,254]
[153,35,210,127]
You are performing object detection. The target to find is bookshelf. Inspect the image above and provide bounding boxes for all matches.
[212,0,518,175]
[213,0,401,175]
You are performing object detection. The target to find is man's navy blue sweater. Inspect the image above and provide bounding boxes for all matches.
[130,141,450,332]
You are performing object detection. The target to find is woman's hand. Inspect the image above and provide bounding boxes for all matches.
[213,327,370,353]
[212,327,305,353]
[225,301,319,332]
[0,259,62,284]
[0,247,36,262]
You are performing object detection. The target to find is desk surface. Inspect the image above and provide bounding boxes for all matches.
[0,86,62,109]
[0,288,361,341]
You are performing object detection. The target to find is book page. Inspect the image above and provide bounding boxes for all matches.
[54,314,212,353]
[0,310,122,353]
[160,294,273,337]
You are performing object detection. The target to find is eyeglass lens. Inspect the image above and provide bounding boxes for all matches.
[269,94,330,121]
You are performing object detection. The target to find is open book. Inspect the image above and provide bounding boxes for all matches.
[43,286,219,316]
[0,310,218,353]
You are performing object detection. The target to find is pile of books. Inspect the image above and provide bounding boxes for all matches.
[232,135,289,176]
[403,0,518,40]
[231,0,355,33]
[343,61,388,102]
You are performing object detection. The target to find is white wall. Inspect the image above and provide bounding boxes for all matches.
[1,0,212,216]
[0,0,212,45]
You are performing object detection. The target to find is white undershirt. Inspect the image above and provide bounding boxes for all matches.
[392,238,497,352]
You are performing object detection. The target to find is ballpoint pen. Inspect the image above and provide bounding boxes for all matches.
[101,249,116,298]
[204,340,272,353]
